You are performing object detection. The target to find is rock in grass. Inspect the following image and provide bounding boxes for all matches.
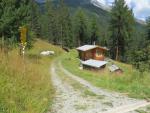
[40,51,55,56]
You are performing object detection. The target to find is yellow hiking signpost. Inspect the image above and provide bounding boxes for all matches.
[19,26,27,56]
[20,26,27,44]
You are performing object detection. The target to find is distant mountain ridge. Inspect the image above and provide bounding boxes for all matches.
[91,0,111,11]
[35,0,146,24]
[35,0,110,10]
[36,0,145,51]
[36,0,146,32]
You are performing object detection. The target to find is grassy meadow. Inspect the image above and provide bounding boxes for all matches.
[0,39,63,113]
[60,50,150,99]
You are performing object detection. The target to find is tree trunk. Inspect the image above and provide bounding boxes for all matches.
[116,17,121,61]
[116,45,119,61]
[1,33,4,52]
[0,36,2,51]
[78,37,81,46]
[61,25,63,48]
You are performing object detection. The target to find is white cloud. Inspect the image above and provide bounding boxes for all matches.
[96,0,107,5]
[125,0,150,20]
[96,0,150,20]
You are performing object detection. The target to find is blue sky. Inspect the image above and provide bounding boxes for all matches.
[101,0,150,21]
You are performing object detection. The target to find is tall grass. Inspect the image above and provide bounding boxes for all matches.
[60,50,150,99]
[0,39,63,113]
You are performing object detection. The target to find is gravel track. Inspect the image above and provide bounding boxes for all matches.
[49,61,150,113]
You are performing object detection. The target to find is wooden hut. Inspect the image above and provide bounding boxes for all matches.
[77,45,108,61]
[77,45,108,70]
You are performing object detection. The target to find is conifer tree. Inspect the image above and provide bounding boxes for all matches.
[45,0,55,42]
[58,0,73,48]
[109,0,135,61]
[90,17,99,45]
[73,8,88,46]
[0,0,31,48]
[38,15,48,39]
[30,0,41,37]
[131,17,150,72]
[146,17,150,43]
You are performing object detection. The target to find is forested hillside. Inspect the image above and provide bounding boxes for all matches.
[0,0,149,71]
[38,0,146,49]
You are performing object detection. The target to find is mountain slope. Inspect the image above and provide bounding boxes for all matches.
[60,0,145,43]
[91,0,111,11]
[37,0,146,47]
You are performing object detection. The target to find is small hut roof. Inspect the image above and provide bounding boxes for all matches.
[108,65,120,72]
[81,59,107,68]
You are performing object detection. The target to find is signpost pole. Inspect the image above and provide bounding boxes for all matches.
[19,26,27,75]
[19,26,27,57]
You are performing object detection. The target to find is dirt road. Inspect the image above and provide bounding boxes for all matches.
[49,61,150,113]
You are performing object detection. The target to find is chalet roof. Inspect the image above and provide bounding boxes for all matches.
[77,45,97,51]
[77,45,109,51]
[81,59,107,68]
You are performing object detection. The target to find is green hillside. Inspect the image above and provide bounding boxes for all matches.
[0,39,64,113]
[60,50,150,99]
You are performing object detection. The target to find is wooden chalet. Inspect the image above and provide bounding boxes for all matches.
[77,45,109,70]
[77,45,108,61]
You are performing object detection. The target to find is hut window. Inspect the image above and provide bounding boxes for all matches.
[96,50,102,56]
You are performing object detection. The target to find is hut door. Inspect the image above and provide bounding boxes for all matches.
[95,49,104,61]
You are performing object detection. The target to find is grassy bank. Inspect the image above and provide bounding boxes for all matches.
[0,39,63,113]
[60,50,150,99]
